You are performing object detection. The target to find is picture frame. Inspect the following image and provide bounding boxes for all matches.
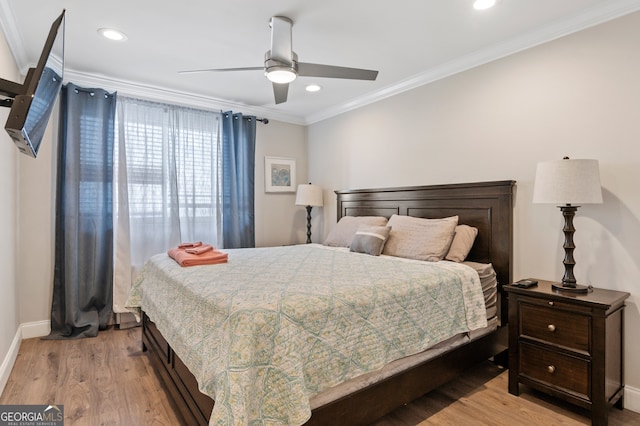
[265,156,296,192]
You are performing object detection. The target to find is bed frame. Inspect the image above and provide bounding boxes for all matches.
[142,180,515,425]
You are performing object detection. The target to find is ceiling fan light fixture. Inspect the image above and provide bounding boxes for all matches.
[266,67,297,84]
[473,0,496,10]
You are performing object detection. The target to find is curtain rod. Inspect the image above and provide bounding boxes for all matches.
[222,111,269,124]
[71,86,111,98]
[220,111,269,124]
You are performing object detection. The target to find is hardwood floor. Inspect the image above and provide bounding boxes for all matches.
[373,363,639,426]
[1,326,638,425]
[0,326,182,425]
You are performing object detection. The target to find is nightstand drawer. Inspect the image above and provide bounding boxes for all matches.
[520,342,590,399]
[520,303,590,352]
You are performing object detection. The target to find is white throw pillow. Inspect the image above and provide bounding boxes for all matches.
[382,214,458,261]
[445,225,478,262]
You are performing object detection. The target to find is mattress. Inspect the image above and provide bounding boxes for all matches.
[127,244,489,425]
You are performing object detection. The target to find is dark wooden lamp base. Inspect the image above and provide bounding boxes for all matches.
[305,205,313,243]
[554,204,589,294]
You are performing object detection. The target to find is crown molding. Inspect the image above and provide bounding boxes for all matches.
[304,0,640,124]
[64,69,306,125]
[0,0,28,73]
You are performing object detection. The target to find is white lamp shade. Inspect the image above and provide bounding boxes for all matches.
[533,158,603,204]
[295,184,323,207]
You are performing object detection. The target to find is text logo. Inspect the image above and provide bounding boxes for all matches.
[0,404,64,426]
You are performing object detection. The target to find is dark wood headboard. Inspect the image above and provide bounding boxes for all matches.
[335,180,515,323]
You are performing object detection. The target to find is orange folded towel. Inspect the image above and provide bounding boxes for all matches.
[185,244,214,255]
[178,241,202,249]
[167,246,228,267]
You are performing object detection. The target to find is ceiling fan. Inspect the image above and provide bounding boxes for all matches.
[179,16,379,104]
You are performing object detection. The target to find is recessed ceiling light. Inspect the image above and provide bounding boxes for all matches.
[473,0,496,10]
[98,28,128,41]
[305,84,321,92]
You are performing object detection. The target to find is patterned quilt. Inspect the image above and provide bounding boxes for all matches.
[127,244,487,425]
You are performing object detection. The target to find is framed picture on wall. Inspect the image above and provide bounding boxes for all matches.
[265,156,296,192]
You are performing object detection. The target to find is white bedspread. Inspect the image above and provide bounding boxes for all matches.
[127,244,486,425]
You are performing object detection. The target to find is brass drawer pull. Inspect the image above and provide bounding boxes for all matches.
[547,324,556,332]
[547,365,556,374]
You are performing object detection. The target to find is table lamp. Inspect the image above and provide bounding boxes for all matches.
[532,157,603,293]
[295,183,323,243]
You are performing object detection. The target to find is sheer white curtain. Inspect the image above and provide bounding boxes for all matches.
[113,97,223,314]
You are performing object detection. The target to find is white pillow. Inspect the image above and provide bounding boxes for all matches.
[323,216,389,247]
[445,225,478,262]
[382,214,458,261]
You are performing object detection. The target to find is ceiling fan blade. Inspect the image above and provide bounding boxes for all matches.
[273,82,289,104]
[270,16,293,64]
[298,63,378,80]
[178,67,264,74]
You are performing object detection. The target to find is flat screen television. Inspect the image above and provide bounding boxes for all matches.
[0,10,65,158]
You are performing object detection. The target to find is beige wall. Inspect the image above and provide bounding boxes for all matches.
[308,12,640,396]
[255,119,309,246]
[16,107,57,325]
[0,25,19,387]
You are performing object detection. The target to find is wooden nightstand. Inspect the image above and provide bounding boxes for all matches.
[505,280,629,426]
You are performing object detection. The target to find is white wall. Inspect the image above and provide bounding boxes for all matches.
[308,11,640,401]
[0,27,19,391]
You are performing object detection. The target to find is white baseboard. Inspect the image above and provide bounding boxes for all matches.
[0,320,50,396]
[20,320,50,340]
[0,327,21,397]
[625,385,640,414]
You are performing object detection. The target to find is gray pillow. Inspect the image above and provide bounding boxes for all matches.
[350,224,392,256]
[323,216,389,247]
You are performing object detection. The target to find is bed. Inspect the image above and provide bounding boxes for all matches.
[132,180,515,425]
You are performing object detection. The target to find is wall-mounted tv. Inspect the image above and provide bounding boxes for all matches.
[0,10,65,158]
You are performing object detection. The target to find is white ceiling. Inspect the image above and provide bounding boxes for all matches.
[1,0,640,125]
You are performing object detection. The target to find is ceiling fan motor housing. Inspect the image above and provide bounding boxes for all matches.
[264,50,298,80]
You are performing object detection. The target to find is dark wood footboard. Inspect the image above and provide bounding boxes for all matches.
[142,313,213,425]
[143,311,507,426]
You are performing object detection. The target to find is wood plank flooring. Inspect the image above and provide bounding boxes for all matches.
[1,326,639,425]
[0,326,182,425]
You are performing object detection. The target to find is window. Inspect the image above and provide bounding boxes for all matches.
[114,97,222,284]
